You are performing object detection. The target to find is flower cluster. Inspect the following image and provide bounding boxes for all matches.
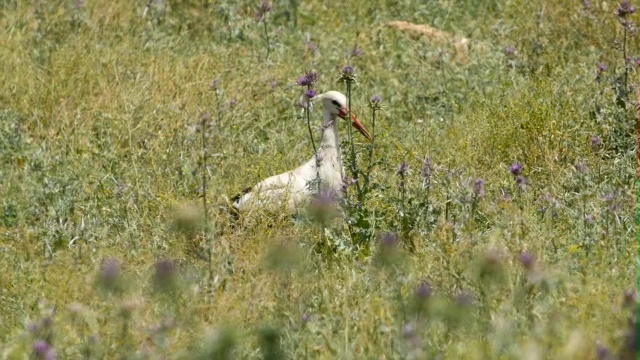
[397,161,409,177]
[369,94,382,111]
[338,65,357,84]
[473,178,486,198]
[509,162,526,190]
[255,0,272,22]
[617,1,635,18]
[296,70,319,110]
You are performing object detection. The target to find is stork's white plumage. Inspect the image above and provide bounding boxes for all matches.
[232,91,371,213]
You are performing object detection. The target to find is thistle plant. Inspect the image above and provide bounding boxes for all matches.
[255,0,273,61]
[361,94,381,201]
[615,0,635,107]
[338,65,359,193]
[335,66,380,250]
[297,70,320,193]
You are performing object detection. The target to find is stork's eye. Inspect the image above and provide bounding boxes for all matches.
[331,99,340,107]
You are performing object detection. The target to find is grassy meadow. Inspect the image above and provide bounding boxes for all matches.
[1,0,638,358]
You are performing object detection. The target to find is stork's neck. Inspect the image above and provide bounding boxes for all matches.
[317,110,344,182]
[319,111,339,150]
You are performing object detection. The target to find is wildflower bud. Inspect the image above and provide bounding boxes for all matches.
[519,252,535,270]
[474,178,486,198]
[591,135,601,150]
[209,79,219,91]
[415,281,432,300]
[305,89,316,99]
[339,65,357,83]
[296,75,309,87]
[510,162,523,176]
[153,259,178,293]
[397,161,408,176]
[33,340,55,360]
[504,46,517,58]
[97,257,122,293]
[304,70,318,85]
[617,1,635,18]
[623,289,638,308]
[455,292,474,307]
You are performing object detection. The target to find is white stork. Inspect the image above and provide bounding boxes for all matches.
[231,91,371,213]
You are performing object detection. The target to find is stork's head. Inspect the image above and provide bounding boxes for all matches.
[314,91,372,141]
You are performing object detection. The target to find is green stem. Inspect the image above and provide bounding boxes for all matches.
[346,82,360,196]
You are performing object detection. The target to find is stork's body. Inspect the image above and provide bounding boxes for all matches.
[232,91,370,213]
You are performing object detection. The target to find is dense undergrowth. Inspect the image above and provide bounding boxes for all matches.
[0,0,637,358]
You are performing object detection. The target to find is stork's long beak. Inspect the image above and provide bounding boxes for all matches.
[338,108,372,141]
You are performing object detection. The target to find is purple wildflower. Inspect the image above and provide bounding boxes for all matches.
[516,175,526,188]
[504,46,517,58]
[473,178,485,198]
[598,63,608,73]
[510,162,523,176]
[305,89,316,99]
[455,292,474,307]
[380,232,399,248]
[519,252,535,270]
[591,135,601,150]
[255,0,272,22]
[415,281,432,300]
[397,161,409,176]
[585,214,595,222]
[342,65,355,75]
[296,75,309,86]
[153,259,178,292]
[304,70,318,85]
[617,1,635,17]
[370,94,382,104]
[33,340,55,360]
[350,46,362,57]
[100,258,120,283]
[209,78,219,91]
[341,176,356,191]
[596,343,612,360]
[421,156,434,183]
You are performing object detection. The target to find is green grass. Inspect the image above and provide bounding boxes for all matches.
[0,0,637,358]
